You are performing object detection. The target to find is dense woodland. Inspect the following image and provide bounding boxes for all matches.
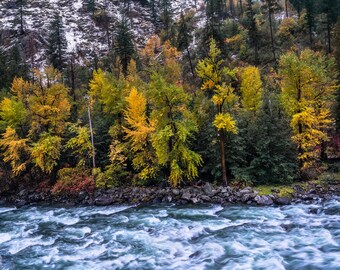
[0,0,339,195]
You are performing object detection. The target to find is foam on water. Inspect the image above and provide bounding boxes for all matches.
[0,197,339,269]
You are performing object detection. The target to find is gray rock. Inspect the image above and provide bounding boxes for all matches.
[15,199,27,208]
[203,183,213,196]
[95,197,113,206]
[19,189,28,197]
[181,191,191,201]
[191,197,200,204]
[172,189,180,196]
[200,195,212,202]
[239,187,253,194]
[254,195,273,206]
[275,197,291,205]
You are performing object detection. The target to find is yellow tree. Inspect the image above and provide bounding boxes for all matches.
[279,49,337,171]
[0,127,30,176]
[123,88,157,181]
[66,125,93,168]
[240,66,263,115]
[196,39,238,186]
[31,133,62,174]
[29,67,70,136]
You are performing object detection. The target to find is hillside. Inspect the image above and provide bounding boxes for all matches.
[0,0,205,67]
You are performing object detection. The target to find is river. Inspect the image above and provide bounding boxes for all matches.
[0,197,339,269]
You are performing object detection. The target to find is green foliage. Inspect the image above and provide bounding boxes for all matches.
[65,125,93,168]
[0,98,27,131]
[113,17,135,75]
[229,96,298,184]
[31,133,62,174]
[279,49,337,170]
[47,13,67,71]
[149,73,202,187]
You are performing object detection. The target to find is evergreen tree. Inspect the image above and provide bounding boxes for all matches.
[305,0,315,46]
[318,0,339,53]
[47,13,67,71]
[203,0,227,51]
[87,0,96,15]
[16,0,26,35]
[334,20,340,132]
[289,0,302,18]
[113,17,135,75]
[261,0,280,62]
[244,0,260,64]
[177,11,195,77]
[229,95,298,184]
[148,0,160,29]
[7,44,29,84]
[159,0,173,39]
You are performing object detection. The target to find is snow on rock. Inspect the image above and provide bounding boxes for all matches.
[0,0,206,68]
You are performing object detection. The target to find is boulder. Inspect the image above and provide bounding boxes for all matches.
[95,197,113,206]
[191,197,200,204]
[200,195,212,202]
[181,191,191,201]
[203,183,213,196]
[172,189,180,196]
[254,195,273,206]
[275,197,291,205]
[239,187,253,194]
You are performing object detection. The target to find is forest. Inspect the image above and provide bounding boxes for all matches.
[0,0,339,196]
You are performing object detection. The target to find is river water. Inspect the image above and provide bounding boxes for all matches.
[0,197,339,270]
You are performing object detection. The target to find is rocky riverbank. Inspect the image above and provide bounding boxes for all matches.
[1,180,339,208]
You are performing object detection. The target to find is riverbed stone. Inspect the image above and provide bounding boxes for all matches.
[95,197,113,206]
[255,195,273,206]
[275,197,291,205]
[182,191,191,201]
[172,189,180,196]
[203,183,213,196]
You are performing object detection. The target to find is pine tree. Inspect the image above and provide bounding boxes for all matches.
[159,0,173,39]
[87,0,96,15]
[7,44,29,84]
[148,0,159,29]
[244,0,259,64]
[318,0,339,53]
[16,0,26,35]
[47,13,67,71]
[229,95,298,184]
[261,0,280,62]
[113,17,135,75]
[305,0,315,46]
[177,11,195,77]
[334,20,340,132]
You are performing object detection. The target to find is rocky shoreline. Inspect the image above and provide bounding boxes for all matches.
[1,180,339,208]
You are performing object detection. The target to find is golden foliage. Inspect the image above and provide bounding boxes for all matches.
[31,133,62,174]
[240,66,263,114]
[0,127,30,176]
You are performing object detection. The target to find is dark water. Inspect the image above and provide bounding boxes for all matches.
[0,197,339,269]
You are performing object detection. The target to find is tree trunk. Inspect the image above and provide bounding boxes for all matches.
[20,5,24,35]
[239,0,243,16]
[327,17,332,53]
[285,0,288,17]
[219,130,228,186]
[186,47,195,79]
[268,7,276,62]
